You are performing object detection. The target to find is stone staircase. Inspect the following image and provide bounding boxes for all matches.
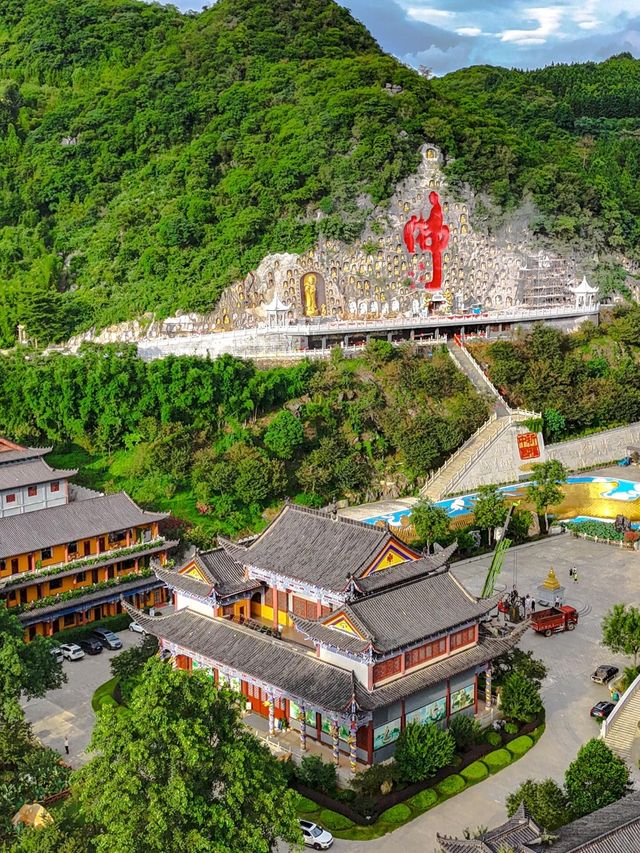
[447,340,509,416]
[602,673,640,762]
[421,413,507,501]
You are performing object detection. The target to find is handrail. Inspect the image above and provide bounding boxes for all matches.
[601,670,640,740]
[420,412,498,496]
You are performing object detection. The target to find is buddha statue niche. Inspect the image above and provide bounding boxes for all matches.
[302,273,318,316]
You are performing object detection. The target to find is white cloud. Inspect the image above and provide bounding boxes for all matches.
[499,6,563,44]
[406,6,456,24]
[456,26,483,36]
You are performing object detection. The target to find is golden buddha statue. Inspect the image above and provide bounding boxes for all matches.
[302,273,318,316]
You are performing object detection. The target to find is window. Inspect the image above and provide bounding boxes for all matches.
[5,494,15,503]
[264,588,273,607]
[450,626,476,650]
[49,578,62,590]
[50,482,60,493]
[75,572,86,583]
[11,559,18,575]
[277,590,287,611]
[373,655,402,684]
[8,591,16,602]
[0,560,5,572]
[28,485,38,497]
[63,614,75,626]
[68,542,78,555]
[108,530,126,545]
[405,637,447,670]
[292,596,317,621]
[41,548,52,561]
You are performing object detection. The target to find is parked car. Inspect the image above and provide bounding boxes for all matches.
[299,820,333,850]
[590,700,616,720]
[90,629,122,650]
[78,638,103,655]
[128,621,145,634]
[50,646,64,664]
[60,643,84,661]
[591,665,619,684]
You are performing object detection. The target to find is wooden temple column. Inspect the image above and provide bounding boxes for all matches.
[272,586,279,630]
[474,672,479,714]
[331,718,340,765]
[485,666,492,710]
[300,704,307,752]
[268,692,275,735]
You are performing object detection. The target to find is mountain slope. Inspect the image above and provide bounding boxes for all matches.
[0,0,639,346]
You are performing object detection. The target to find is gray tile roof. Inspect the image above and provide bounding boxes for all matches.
[0,458,76,491]
[530,790,640,853]
[438,803,542,852]
[290,613,372,655]
[0,492,167,559]
[0,445,51,466]
[345,569,498,653]
[155,565,213,599]
[194,548,261,597]
[126,605,525,712]
[125,605,361,714]
[352,543,457,594]
[223,504,402,591]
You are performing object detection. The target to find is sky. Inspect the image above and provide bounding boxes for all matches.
[172,0,640,76]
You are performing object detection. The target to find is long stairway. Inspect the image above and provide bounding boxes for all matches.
[603,677,640,762]
[447,341,509,416]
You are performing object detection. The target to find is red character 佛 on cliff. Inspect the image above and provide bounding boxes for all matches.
[402,191,450,290]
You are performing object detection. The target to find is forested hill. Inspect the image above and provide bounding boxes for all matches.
[1,0,639,347]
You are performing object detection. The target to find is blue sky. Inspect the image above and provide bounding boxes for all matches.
[172,1,640,75]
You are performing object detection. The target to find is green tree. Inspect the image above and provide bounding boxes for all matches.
[564,739,630,819]
[499,672,544,723]
[493,648,548,689]
[526,460,568,532]
[542,409,566,442]
[506,778,571,831]
[411,499,451,554]
[473,485,508,545]
[295,755,337,795]
[110,634,159,703]
[394,722,456,783]
[263,410,304,459]
[602,603,640,667]
[0,603,65,724]
[448,713,481,752]
[506,508,533,545]
[75,657,300,853]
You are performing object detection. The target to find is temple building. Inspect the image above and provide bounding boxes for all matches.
[128,504,524,769]
[0,439,177,639]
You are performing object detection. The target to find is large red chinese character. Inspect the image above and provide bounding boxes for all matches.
[402,191,450,290]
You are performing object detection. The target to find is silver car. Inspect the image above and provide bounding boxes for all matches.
[300,820,333,850]
[60,643,85,661]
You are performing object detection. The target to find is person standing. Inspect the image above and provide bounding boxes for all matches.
[64,735,69,756]
[531,598,536,614]
[573,568,579,583]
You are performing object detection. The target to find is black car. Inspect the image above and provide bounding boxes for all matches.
[78,638,103,655]
[591,665,619,684]
[90,629,123,650]
[590,701,616,720]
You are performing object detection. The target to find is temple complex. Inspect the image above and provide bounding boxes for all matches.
[128,503,524,769]
[0,438,177,639]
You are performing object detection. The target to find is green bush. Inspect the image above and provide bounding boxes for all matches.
[436,774,466,798]
[507,736,534,757]
[504,721,519,735]
[485,730,502,747]
[461,761,489,783]
[353,762,401,796]
[53,613,132,645]
[500,673,544,723]
[531,724,546,743]
[294,794,318,814]
[296,755,337,795]
[483,749,512,773]
[394,722,456,783]
[318,809,355,831]
[380,803,411,824]
[91,677,119,712]
[408,788,438,811]
[448,714,482,752]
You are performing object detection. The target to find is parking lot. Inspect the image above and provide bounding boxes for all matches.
[23,627,144,766]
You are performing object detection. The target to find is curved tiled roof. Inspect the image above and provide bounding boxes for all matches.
[192,549,261,597]
[0,458,76,491]
[352,543,457,594]
[222,504,419,592]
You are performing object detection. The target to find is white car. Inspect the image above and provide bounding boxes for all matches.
[128,621,145,634]
[50,646,64,664]
[60,643,85,661]
[299,820,333,850]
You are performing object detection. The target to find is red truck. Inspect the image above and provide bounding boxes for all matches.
[530,605,579,637]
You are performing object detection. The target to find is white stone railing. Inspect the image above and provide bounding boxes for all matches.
[601,670,640,740]
[420,413,498,497]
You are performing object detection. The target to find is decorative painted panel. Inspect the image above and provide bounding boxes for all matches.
[406,697,447,726]
[450,682,475,714]
[373,718,401,750]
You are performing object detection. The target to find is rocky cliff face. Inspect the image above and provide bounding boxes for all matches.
[66,144,586,348]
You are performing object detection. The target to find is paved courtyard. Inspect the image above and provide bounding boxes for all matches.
[337,533,640,852]
[23,628,143,766]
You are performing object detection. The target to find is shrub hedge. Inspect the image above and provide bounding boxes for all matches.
[436,774,466,798]
[483,749,512,773]
[507,736,534,757]
[53,613,132,645]
[295,795,318,814]
[408,788,438,811]
[319,809,355,831]
[461,761,489,784]
[485,730,502,747]
[380,803,411,823]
